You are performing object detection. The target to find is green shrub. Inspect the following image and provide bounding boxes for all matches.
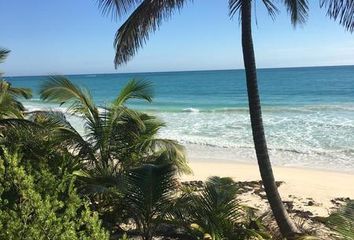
[0,149,109,240]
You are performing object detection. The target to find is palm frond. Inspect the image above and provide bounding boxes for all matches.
[0,48,10,63]
[324,200,354,239]
[282,0,309,26]
[113,0,189,67]
[182,176,269,239]
[8,86,32,99]
[75,165,124,196]
[139,139,191,174]
[40,76,100,127]
[96,0,142,19]
[113,79,153,106]
[320,0,354,32]
[124,164,177,238]
[0,118,41,130]
[229,0,242,19]
[262,0,279,20]
[28,110,96,161]
[0,94,24,119]
[0,80,32,118]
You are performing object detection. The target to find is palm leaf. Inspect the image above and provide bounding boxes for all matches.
[8,86,32,99]
[320,0,354,32]
[325,200,354,239]
[261,0,279,20]
[0,48,10,63]
[124,164,177,238]
[75,165,124,196]
[113,0,189,67]
[0,94,24,119]
[282,0,309,26]
[29,110,96,161]
[181,176,269,239]
[0,80,32,118]
[96,0,142,19]
[40,76,99,122]
[113,79,153,106]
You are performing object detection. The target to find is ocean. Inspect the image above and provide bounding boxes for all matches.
[6,66,354,172]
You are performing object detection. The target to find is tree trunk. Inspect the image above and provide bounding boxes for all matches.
[240,0,299,238]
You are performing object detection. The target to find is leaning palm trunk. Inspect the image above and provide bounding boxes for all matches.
[240,0,299,238]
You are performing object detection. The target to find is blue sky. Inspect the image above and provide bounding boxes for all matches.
[1,0,353,76]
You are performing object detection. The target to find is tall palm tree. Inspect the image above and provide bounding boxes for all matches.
[0,48,32,118]
[95,0,354,238]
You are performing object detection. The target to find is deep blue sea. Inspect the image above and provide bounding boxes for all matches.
[6,66,354,172]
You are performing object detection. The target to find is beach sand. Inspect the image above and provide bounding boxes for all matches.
[181,145,354,217]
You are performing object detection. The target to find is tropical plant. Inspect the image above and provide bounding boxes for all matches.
[124,164,178,240]
[36,76,190,231]
[323,200,354,240]
[95,0,354,238]
[0,48,32,118]
[0,148,109,240]
[38,76,190,175]
[176,176,271,240]
[0,110,82,177]
[0,76,191,235]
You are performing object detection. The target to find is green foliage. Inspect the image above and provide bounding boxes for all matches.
[175,177,271,240]
[0,77,278,239]
[324,200,354,239]
[38,76,190,174]
[0,111,82,178]
[124,164,177,240]
[0,48,32,119]
[0,148,109,239]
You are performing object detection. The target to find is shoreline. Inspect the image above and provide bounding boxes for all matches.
[182,145,354,217]
[183,143,354,174]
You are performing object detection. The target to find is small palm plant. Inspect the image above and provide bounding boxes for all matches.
[0,48,32,119]
[176,177,271,240]
[39,76,190,175]
[37,76,191,229]
[124,164,177,240]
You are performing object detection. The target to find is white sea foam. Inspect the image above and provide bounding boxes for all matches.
[23,102,354,173]
[182,108,200,113]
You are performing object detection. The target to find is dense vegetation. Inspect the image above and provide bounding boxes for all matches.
[0,75,268,239]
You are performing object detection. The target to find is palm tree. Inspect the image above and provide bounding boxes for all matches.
[39,76,190,175]
[0,48,32,118]
[95,0,354,238]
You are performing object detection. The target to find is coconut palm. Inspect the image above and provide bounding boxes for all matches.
[0,48,32,118]
[95,0,354,238]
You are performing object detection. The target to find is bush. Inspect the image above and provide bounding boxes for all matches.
[0,149,109,240]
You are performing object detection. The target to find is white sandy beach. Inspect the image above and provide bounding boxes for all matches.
[181,145,354,217]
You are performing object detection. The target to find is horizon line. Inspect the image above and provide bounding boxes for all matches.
[5,63,354,78]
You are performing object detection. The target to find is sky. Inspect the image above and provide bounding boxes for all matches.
[1,0,354,76]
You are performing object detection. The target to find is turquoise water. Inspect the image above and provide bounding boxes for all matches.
[6,66,354,172]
